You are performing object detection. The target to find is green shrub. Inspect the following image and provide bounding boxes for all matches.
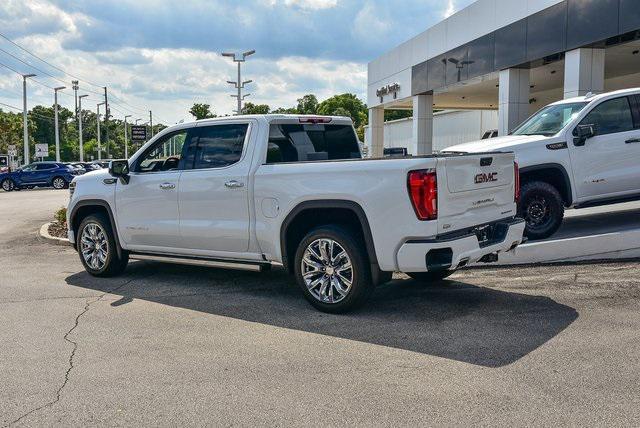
[54,207,67,226]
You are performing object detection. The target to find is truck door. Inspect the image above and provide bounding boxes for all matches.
[115,129,190,249]
[178,122,252,253]
[570,96,640,200]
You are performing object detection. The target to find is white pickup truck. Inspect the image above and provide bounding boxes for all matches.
[67,115,524,312]
[446,88,640,240]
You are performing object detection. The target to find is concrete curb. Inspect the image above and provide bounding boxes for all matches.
[39,222,71,246]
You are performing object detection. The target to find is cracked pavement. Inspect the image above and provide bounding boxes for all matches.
[1,189,639,426]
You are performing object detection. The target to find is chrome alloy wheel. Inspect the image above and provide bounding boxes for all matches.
[53,177,65,189]
[80,223,109,271]
[301,238,353,304]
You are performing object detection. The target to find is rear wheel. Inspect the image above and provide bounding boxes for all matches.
[406,270,453,283]
[294,225,373,313]
[52,176,67,190]
[1,179,14,192]
[78,214,129,277]
[518,181,564,240]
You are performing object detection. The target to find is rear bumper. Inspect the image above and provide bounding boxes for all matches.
[396,218,525,272]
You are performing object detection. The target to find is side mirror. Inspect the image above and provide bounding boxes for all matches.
[574,124,595,146]
[109,160,130,184]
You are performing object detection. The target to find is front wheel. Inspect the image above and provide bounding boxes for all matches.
[52,176,67,190]
[78,214,129,277]
[1,179,14,192]
[518,181,564,240]
[294,225,373,313]
[406,270,453,283]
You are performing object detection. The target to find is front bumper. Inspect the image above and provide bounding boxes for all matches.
[396,218,525,272]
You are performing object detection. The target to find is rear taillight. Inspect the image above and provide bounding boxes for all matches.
[514,162,520,203]
[407,169,437,221]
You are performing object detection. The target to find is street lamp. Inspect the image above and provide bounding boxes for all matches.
[96,102,105,160]
[124,115,132,159]
[54,86,66,162]
[222,50,255,114]
[78,94,88,162]
[22,73,36,165]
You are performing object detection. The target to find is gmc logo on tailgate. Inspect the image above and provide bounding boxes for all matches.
[474,172,498,184]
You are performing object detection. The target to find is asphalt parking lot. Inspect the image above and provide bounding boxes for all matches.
[1,189,639,426]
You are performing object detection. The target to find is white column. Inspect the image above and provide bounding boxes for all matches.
[563,48,605,99]
[413,94,434,155]
[368,107,384,158]
[498,68,530,136]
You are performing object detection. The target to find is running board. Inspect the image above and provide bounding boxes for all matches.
[130,253,268,272]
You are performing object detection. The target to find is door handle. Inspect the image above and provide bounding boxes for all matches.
[225,180,244,189]
[625,138,640,144]
[159,182,176,190]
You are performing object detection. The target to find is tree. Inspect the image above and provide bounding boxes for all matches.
[189,103,216,120]
[317,93,368,128]
[272,107,298,114]
[296,94,318,114]
[242,103,270,115]
[385,110,413,121]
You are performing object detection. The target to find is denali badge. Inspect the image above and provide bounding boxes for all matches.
[475,172,498,184]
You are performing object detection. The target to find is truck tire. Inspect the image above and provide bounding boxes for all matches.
[294,225,374,313]
[1,179,14,192]
[518,181,564,240]
[406,270,453,283]
[77,213,129,277]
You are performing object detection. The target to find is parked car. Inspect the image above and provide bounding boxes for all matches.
[67,115,525,313]
[66,163,86,175]
[445,88,640,240]
[1,162,76,191]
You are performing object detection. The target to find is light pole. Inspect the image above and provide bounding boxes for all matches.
[96,102,105,160]
[22,73,36,165]
[78,94,88,162]
[124,115,132,159]
[222,50,255,114]
[54,86,66,162]
[72,80,79,120]
[149,110,153,137]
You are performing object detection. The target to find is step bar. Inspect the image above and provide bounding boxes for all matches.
[130,252,271,272]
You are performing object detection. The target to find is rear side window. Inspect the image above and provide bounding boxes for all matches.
[36,163,55,170]
[580,97,634,136]
[184,124,249,170]
[267,124,361,163]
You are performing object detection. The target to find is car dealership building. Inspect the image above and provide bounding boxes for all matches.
[367,0,640,155]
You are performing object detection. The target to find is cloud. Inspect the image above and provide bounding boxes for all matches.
[0,0,475,122]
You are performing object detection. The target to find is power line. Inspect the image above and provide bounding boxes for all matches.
[0,47,68,87]
[0,31,103,88]
[0,101,57,122]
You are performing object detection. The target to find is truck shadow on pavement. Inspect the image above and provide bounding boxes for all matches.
[66,261,578,368]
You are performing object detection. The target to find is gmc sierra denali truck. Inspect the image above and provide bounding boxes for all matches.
[446,88,640,240]
[67,115,524,313]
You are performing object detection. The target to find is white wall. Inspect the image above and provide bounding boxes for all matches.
[367,0,565,107]
[364,110,498,155]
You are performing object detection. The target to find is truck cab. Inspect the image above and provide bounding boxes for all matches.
[446,88,640,240]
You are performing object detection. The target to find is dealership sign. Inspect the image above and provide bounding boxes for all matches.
[376,83,401,102]
[131,125,147,142]
[35,144,49,158]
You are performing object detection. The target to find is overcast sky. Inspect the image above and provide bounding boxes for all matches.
[0,0,474,124]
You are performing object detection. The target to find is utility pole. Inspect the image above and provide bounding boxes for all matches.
[78,95,88,162]
[149,110,153,137]
[54,86,66,162]
[124,115,132,159]
[103,87,110,158]
[22,74,36,165]
[72,80,79,120]
[222,50,255,114]
[96,102,105,160]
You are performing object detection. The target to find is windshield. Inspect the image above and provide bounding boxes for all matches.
[512,102,588,136]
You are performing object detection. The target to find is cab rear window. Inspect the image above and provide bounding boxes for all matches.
[266,124,361,164]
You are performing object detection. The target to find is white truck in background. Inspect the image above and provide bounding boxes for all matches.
[67,115,524,313]
[446,88,640,240]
